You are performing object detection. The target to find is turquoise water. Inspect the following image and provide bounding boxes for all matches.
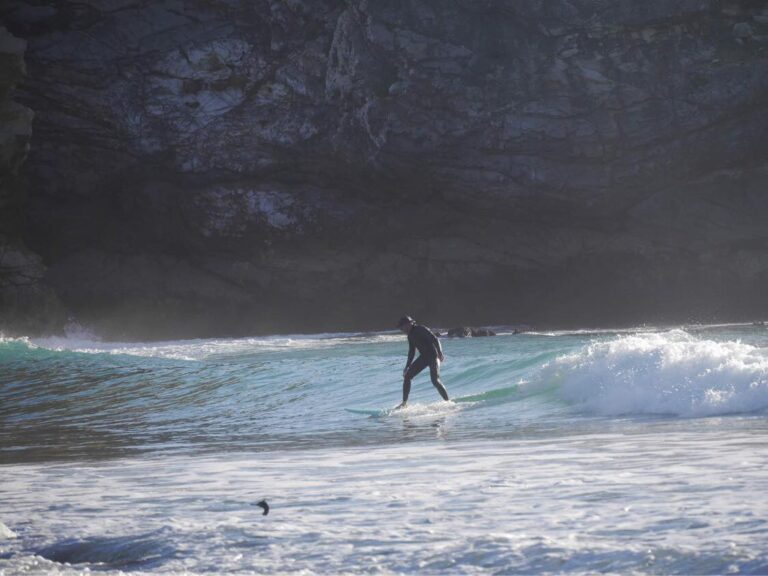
[2,324,768,573]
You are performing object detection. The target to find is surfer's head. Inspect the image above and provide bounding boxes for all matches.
[397,315,415,333]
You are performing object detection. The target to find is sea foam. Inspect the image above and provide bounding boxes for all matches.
[25,331,403,361]
[547,330,768,417]
[0,522,17,540]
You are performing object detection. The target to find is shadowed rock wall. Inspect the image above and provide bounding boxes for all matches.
[0,25,65,334]
[1,1,767,339]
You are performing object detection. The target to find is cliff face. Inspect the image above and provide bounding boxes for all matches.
[0,25,65,335]
[1,1,767,339]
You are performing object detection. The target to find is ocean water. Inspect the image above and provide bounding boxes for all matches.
[2,324,768,574]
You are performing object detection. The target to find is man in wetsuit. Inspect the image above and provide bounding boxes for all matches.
[395,315,449,409]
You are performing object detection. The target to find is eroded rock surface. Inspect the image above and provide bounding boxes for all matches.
[1,1,767,338]
[0,25,65,335]
[447,327,497,338]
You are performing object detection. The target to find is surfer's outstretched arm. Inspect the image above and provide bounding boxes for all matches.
[403,340,415,376]
[428,329,444,361]
[399,377,411,408]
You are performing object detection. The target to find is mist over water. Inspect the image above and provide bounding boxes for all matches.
[2,324,768,573]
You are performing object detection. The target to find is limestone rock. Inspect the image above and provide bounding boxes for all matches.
[447,327,473,338]
[0,26,66,335]
[0,236,66,335]
[0,26,31,209]
[0,2,766,337]
[447,327,497,338]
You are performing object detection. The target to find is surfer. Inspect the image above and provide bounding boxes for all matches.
[395,316,449,408]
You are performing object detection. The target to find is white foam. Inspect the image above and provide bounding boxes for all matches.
[0,522,17,539]
[526,321,756,337]
[395,400,463,419]
[0,333,27,345]
[546,330,768,417]
[24,331,405,361]
[3,435,768,574]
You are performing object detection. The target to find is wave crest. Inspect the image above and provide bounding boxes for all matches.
[546,330,768,417]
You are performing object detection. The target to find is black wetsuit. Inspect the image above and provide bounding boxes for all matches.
[403,324,449,402]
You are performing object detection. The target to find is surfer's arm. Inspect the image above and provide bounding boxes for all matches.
[405,340,415,372]
[431,331,444,361]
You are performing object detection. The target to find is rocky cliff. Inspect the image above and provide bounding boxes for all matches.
[1,1,767,339]
[0,24,65,335]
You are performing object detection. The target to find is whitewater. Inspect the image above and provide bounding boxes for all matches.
[2,324,768,574]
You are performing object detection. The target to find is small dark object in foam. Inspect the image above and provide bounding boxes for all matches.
[254,499,269,515]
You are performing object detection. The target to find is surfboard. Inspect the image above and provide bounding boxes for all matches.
[344,407,393,417]
[345,385,519,416]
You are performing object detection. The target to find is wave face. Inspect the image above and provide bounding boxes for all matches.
[1,324,767,462]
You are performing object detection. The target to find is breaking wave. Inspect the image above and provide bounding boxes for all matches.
[546,330,768,417]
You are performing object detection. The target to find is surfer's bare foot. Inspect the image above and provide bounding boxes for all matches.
[394,402,407,410]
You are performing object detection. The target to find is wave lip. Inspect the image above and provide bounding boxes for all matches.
[548,330,768,417]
